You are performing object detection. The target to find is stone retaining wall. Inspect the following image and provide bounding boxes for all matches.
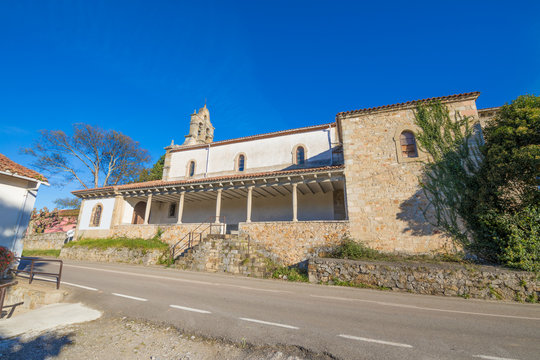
[308,257,539,302]
[60,246,165,265]
[239,221,349,266]
[23,233,67,250]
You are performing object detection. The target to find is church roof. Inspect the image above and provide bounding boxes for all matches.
[0,153,48,183]
[72,165,344,196]
[170,123,336,153]
[336,92,481,118]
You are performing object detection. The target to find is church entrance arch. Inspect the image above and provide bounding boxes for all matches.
[132,201,146,224]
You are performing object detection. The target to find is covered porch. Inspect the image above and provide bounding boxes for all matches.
[114,166,346,230]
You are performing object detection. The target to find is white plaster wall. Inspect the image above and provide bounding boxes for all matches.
[79,197,116,230]
[168,127,336,180]
[122,199,135,224]
[170,191,335,224]
[0,174,38,257]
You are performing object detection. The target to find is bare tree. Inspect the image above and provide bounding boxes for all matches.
[22,124,150,189]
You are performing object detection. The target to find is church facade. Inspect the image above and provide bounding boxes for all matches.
[72,92,488,265]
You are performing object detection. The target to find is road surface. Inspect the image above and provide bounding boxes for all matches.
[28,259,540,360]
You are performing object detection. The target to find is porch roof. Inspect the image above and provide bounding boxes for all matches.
[72,165,345,199]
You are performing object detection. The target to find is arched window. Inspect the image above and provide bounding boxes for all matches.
[90,204,103,227]
[188,161,196,177]
[197,123,203,136]
[295,146,306,165]
[237,154,246,172]
[400,131,418,158]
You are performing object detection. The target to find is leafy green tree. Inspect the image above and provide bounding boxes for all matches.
[414,95,539,271]
[137,155,165,182]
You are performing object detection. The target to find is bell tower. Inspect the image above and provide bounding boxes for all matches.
[183,104,214,145]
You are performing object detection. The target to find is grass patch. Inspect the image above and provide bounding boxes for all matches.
[64,237,169,251]
[328,238,465,264]
[22,249,61,258]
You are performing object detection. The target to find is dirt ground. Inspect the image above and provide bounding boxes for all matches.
[0,315,334,360]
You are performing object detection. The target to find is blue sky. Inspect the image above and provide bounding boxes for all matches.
[1,0,539,209]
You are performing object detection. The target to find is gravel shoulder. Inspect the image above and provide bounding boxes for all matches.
[0,315,335,360]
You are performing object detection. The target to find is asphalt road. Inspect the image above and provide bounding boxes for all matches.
[29,259,540,360]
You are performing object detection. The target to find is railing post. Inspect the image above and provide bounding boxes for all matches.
[29,259,35,284]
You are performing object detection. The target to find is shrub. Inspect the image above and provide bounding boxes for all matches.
[0,246,15,274]
[331,239,382,260]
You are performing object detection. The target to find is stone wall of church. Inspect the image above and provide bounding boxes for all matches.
[239,220,349,266]
[339,96,479,254]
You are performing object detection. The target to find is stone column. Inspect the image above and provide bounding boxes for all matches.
[111,194,125,227]
[246,186,253,223]
[144,193,152,225]
[292,183,298,222]
[215,188,222,223]
[177,192,185,224]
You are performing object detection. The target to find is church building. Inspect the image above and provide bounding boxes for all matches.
[72,92,490,265]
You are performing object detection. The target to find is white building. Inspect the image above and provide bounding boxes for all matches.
[0,154,48,257]
[72,93,486,264]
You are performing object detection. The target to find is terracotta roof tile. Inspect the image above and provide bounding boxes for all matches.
[169,123,336,153]
[72,165,345,195]
[0,153,48,183]
[336,92,481,118]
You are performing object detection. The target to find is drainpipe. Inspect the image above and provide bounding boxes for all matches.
[327,124,333,166]
[205,144,210,178]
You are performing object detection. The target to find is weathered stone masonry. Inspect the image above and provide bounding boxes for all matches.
[309,257,539,302]
[337,94,480,254]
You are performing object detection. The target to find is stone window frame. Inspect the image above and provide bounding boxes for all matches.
[292,144,308,165]
[186,160,196,177]
[393,125,426,163]
[234,152,247,172]
[89,203,103,227]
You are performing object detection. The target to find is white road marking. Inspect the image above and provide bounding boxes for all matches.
[62,281,98,291]
[112,293,148,302]
[338,334,413,348]
[64,264,289,294]
[239,317,299,330]
[310,295,540,321]
[473,355,519,360]
[21,276,98,291]
[170,305,211,314]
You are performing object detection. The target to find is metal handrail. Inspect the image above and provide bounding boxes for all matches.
[0,280,18,315]
[170,216,226,259]
[12,257,63,289]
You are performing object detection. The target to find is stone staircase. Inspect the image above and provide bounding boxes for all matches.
[174,234,271,277]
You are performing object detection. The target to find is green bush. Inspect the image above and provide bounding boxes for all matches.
[331,239,382,260]
[271,266,308,282]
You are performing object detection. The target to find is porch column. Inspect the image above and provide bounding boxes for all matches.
[176,192,185,224]
[246,186,253,223]
[292,183,298,222]
[144,193,152,225]
[215,188,222,223]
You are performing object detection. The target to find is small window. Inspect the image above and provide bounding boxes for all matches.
[296,146,305,165]
[168,203,176,217]
[237,154,245,172]
[197,123,203,136]
[188,161,196,177]
[400,131,418,158]
[90,204,102,227]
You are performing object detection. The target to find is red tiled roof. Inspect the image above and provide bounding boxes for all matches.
[0,153,48,183]
[336,92,481,118]
[169,123,336,153]
[72,165,345,195]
